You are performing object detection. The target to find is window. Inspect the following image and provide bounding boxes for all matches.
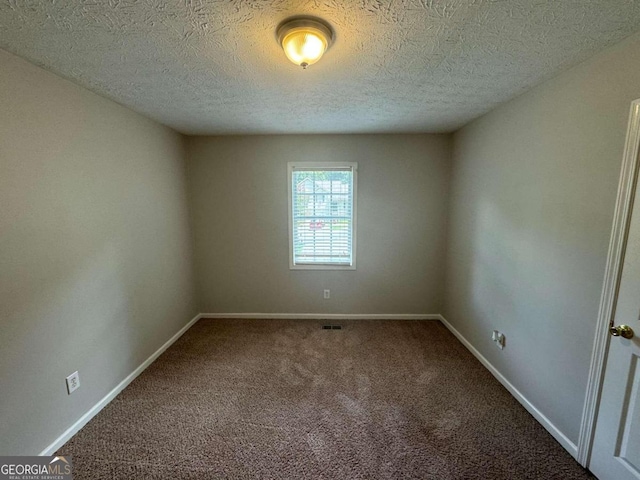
[288,162,357,269]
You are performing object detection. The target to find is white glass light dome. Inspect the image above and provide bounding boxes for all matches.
[277,18,334,69]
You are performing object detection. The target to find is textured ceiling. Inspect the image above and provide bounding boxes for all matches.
[2,1,640,135]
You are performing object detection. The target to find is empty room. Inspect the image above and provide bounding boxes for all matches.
[2,1,640,479]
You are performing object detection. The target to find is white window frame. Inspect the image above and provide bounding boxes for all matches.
[288,162,358,270]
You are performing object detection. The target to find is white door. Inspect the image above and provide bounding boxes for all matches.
[590,103,640,480]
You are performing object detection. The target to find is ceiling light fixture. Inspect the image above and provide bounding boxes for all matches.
[277,17,334,69]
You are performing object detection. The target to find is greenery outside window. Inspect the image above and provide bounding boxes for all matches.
[288,162,357,270]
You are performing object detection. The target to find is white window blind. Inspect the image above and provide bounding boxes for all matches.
[288,163,357,269]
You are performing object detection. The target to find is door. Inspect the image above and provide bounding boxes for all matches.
[590,102,640,480]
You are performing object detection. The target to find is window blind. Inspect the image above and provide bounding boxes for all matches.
[290,166,355,266]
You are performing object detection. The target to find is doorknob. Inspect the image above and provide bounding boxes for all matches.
[609,325,635,339]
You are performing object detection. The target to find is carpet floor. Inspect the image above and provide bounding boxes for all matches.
[58,319,594,479]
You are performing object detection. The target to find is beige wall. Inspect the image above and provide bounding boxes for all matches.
[0,49,197,455]
[187,134,451,314]
[444,31,640,445]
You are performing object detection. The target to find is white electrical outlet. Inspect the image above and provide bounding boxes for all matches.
[491,330,506,349]
[323,289,330,299]
[66,371,80,394]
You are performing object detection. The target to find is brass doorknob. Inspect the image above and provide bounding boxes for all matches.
[609,325,635,339]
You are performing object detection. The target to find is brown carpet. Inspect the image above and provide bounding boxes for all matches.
[58,319,594,479]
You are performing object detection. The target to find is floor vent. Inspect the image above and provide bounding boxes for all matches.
[322,325,342,330]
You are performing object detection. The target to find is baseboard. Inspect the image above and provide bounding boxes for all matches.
[38,313,202,456]
[438,314,579,459]
[200,313,440,320]
[38,312,577,461]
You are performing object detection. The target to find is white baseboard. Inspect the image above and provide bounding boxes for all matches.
[38,313,202,456]
[200,313,440,320]
[38,312,577,463]
[438,314,579,459]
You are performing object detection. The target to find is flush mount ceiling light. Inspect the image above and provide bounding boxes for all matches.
[277,17,334,69]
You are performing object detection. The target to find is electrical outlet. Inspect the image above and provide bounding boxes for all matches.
[66,371,80,395]
[323,289,330,299]
[491,330,506,349]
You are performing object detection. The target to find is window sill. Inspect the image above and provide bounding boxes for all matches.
[289,264,356,271]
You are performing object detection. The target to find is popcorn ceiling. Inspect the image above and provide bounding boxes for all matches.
[1,0,639,135]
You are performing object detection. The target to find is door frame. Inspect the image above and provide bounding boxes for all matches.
[578,99,640,466]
